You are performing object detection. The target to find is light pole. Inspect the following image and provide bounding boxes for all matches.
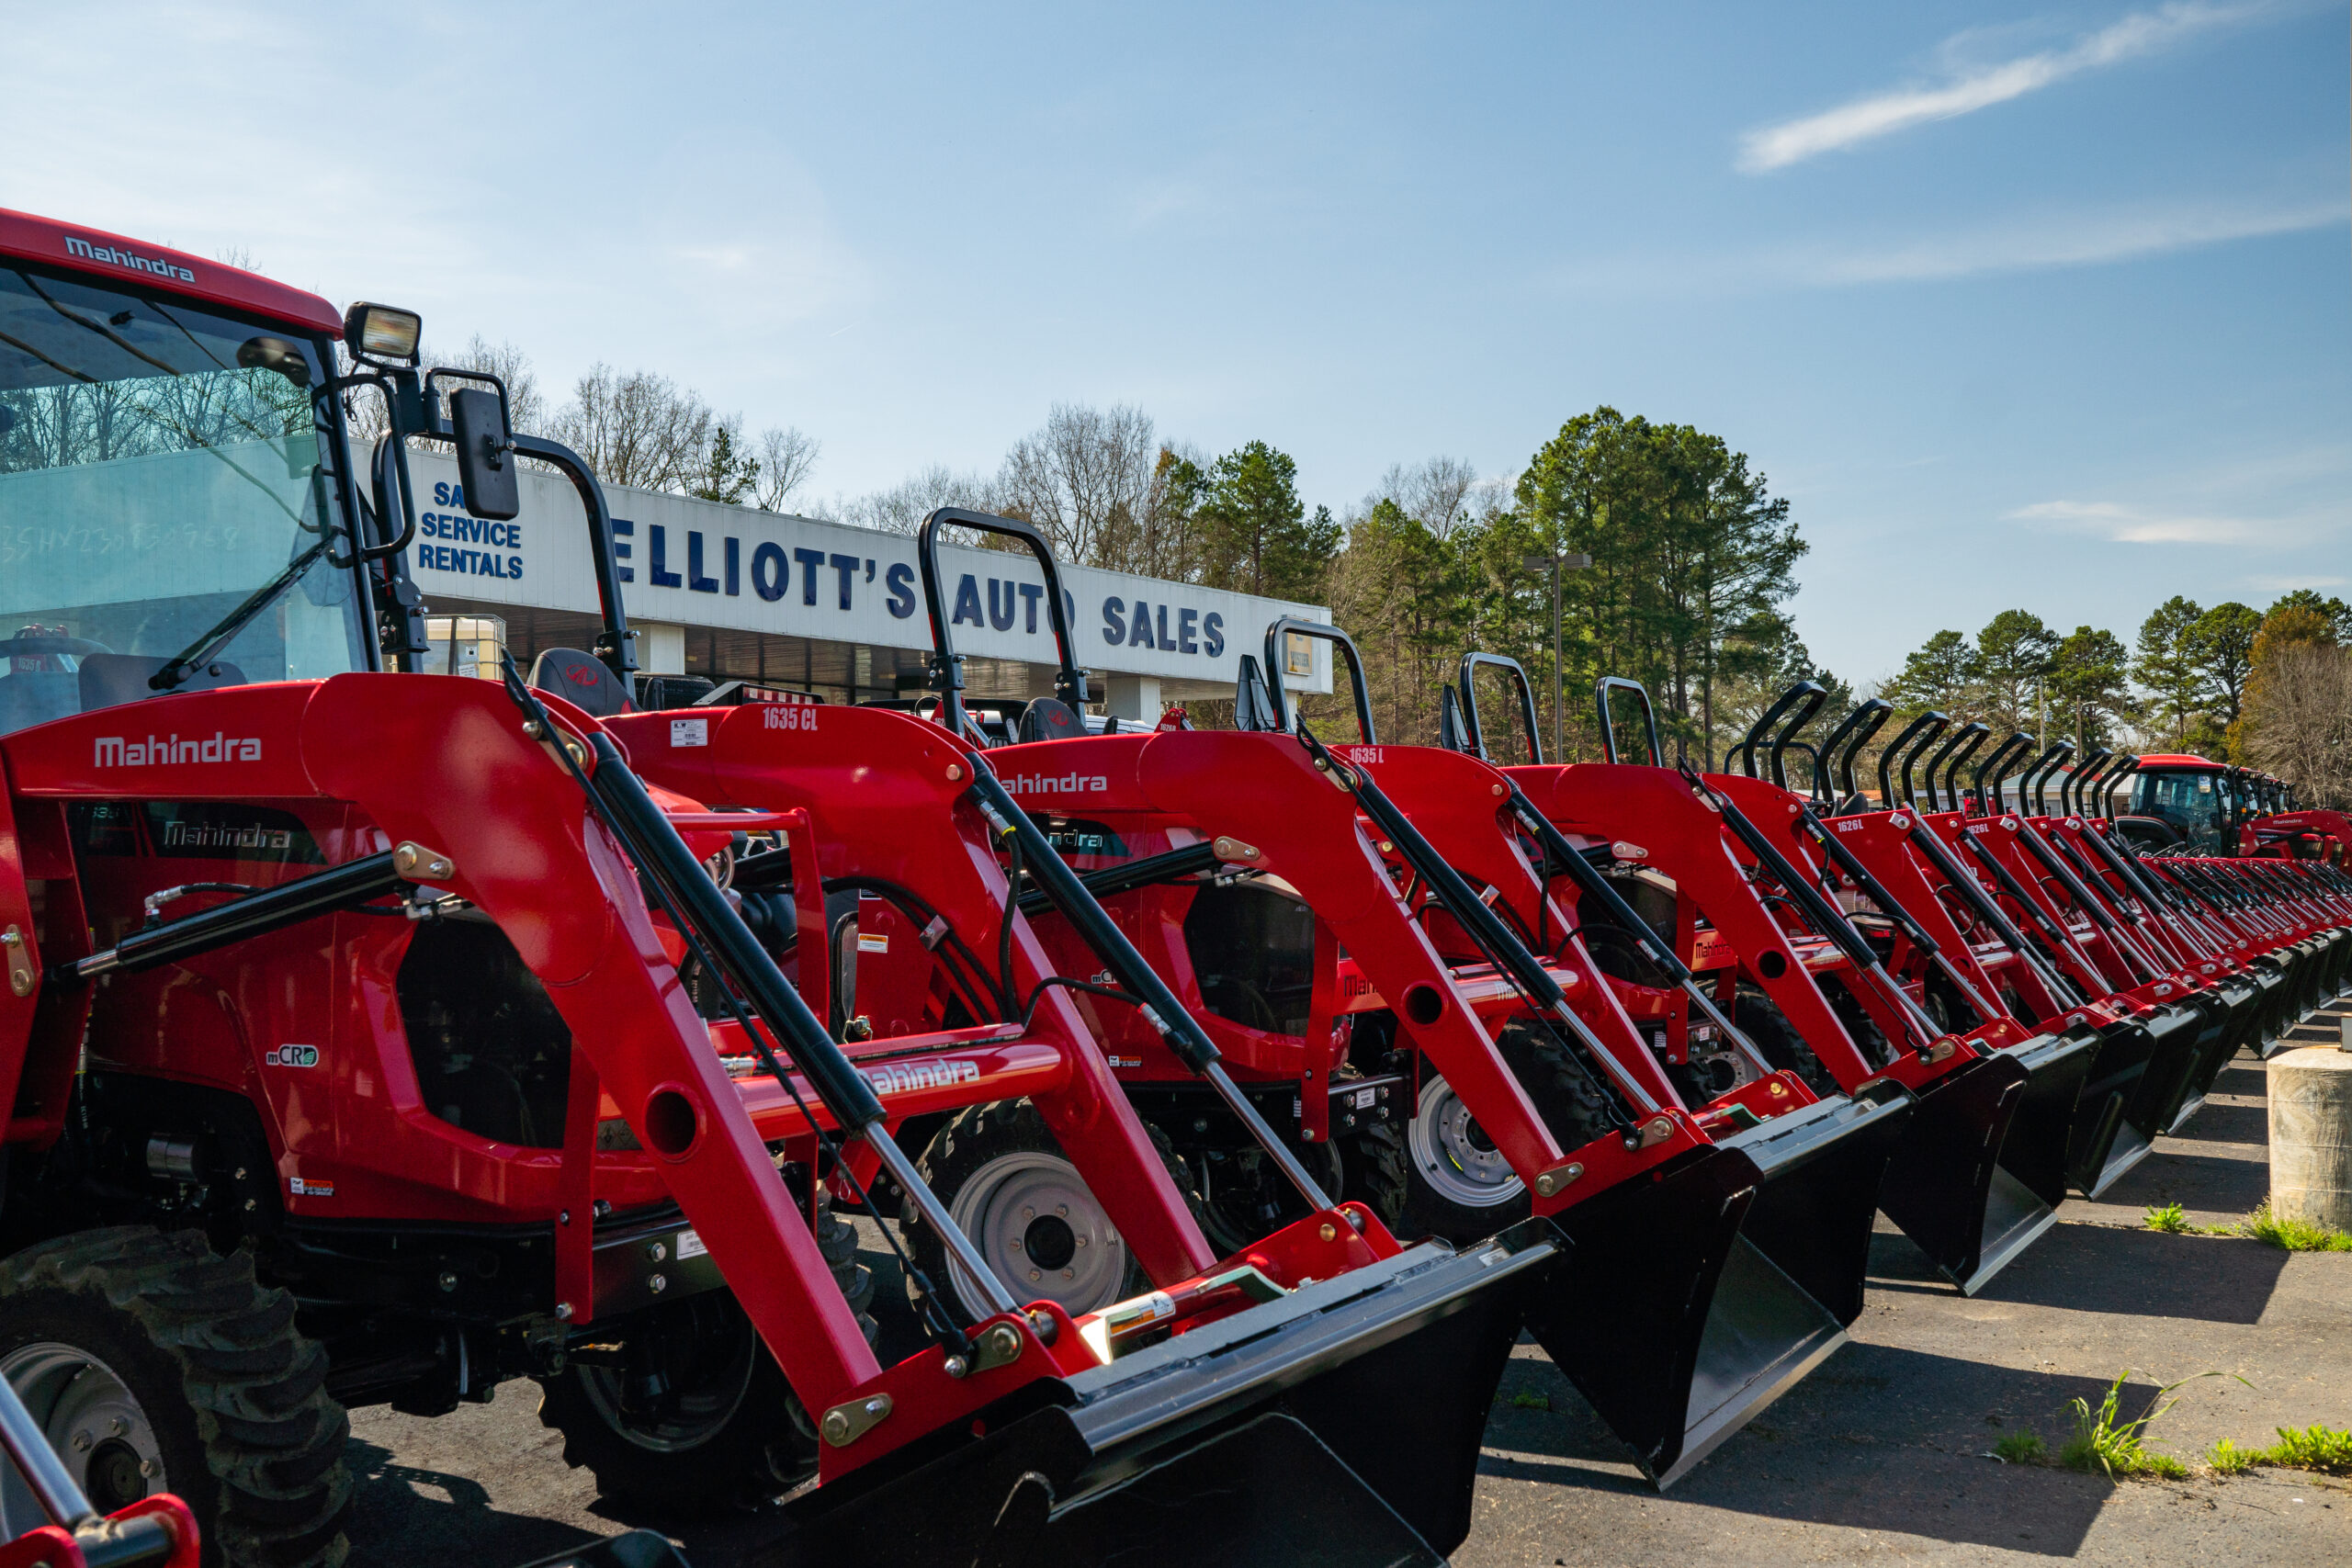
[1520,549,1593,759]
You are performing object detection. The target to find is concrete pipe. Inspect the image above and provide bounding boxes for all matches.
[2268,1043,2352,1234]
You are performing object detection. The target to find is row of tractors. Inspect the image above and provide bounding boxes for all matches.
[0,208,2343,1567]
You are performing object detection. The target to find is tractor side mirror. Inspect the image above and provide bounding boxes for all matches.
[450,388,520,522]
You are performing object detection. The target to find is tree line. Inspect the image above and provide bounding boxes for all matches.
[379,344,2348,807]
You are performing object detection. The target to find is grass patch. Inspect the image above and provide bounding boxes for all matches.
[2144,1202,2188,1233]
[2059,1371,2228,1481]
[1993,1429,2048,1464]
[2209,1438,2257,1475]
[2259,1424,2352,1473]
[2239,1201,2352,1252]
[1507,1390,1551,1412]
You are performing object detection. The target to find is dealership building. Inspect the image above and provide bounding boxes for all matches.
[401,449,1331,718]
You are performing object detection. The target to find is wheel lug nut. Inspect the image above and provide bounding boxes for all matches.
[1027,1269,1041,1281]
[72,1431,92,1451]
[1056,1204,1069,1217]
[140,1459,158,1478]
[1022,1207,1035,1220]
[1074,1235,1087,1248]
[108,1417,128,1437]
[1062,1269,1075,1280]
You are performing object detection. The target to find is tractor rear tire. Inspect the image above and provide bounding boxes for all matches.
[0,1226,351,1568]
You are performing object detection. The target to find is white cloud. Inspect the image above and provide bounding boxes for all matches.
[2007,499,2329,547]
[1809,197,2342,283]
[1738,3,2275,173]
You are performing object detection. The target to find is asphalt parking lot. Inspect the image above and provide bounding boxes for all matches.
[345,1007,2352,1567]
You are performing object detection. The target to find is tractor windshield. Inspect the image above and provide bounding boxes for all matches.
[2129,769,2228,852]
[0,263,366,737]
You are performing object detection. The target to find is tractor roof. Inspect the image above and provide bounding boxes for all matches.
[2134,753,2220,768]
[0,207,343,337]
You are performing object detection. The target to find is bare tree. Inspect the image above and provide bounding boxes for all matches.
[997,403,1157,567]
[753,426,821,513]
[2246,645,2352,807]
[826,465,1001,535]
[550,364,714,491]
[1380,456,1479,539]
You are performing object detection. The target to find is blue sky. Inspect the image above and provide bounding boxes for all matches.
[5,1,2344,685]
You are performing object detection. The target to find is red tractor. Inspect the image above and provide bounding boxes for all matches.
[2114,753,2348,863]
[0,208,1554,1568]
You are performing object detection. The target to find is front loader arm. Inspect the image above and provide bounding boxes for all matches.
[298,676,885,1414]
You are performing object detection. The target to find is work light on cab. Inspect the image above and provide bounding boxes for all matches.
[345,300,422,363]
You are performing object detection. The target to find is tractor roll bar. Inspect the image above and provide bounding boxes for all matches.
[916,508,1090,742]
[1875,712,1946,810]
[2022,742,2073,818]
[2098,755,2140,820]
[1737,682,1826,785]
[2067,749,2114,816]
[1974,733,2033,813]
[1595,677,1662,766]
[1924,722,1989,814]
[1455,651,1545,763]
[1938,724,1992,813]
[1262,618,1377,740]
[1827,699,1894,807]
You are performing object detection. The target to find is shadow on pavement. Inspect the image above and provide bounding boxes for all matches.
[2096,1147,2271,1215]
[1974,1225,2289,1324]
[345,1438,602,1568]
[1478,1347,2149,1556]
[2166,1100,2268,1146]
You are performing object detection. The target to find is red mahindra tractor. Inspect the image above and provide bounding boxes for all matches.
[1440,661,2094,1296]
[2114,753,2349,864]
[0,209,1561,1568]
[695,512,1917,1491]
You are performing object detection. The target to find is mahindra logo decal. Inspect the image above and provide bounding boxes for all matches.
[1002,773,1109,794]
[94,732,261,768]
[63,234,196,283]
[563,665,600,686]
[860,1056,982,1095]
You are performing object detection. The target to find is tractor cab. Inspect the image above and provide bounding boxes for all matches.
[2116,754,2236,853]
[0,214,378,738]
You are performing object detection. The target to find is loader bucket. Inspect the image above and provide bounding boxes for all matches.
[1875,1034,2096,1295]
[1529,1085,1909,1487]
[2165,978,2259,1134]
[2064,1001,2199,1196]
[783,1224,1564,1565]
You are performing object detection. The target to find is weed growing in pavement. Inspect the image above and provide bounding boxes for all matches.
[2256,1425,2352,1473]
[2060,1371,2234,1481]
[2144,1202,2188,1233]
[2208,1438,2257,1475]
[2239,1201,2352,1252]
[1993,1430,2048,1464]
[1507,1390,1551,1412]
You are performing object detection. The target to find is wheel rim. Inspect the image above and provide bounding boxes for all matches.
[0,1342,164,1534]
[575,1304,756,1454]
[1408,1075,1523,1210]
[944,1150,1127,1317]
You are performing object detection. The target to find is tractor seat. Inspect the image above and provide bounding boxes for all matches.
[1018,697,1084,743]
[530,649,633,717]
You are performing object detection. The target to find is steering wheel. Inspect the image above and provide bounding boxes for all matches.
[0,634,111,660]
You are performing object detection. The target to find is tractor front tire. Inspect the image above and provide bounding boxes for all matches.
[0,1226,351,1568]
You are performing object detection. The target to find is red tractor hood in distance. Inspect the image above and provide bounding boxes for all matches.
[0,207,344,337]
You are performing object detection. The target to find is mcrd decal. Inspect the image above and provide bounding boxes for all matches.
[265,1044,320,1068]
